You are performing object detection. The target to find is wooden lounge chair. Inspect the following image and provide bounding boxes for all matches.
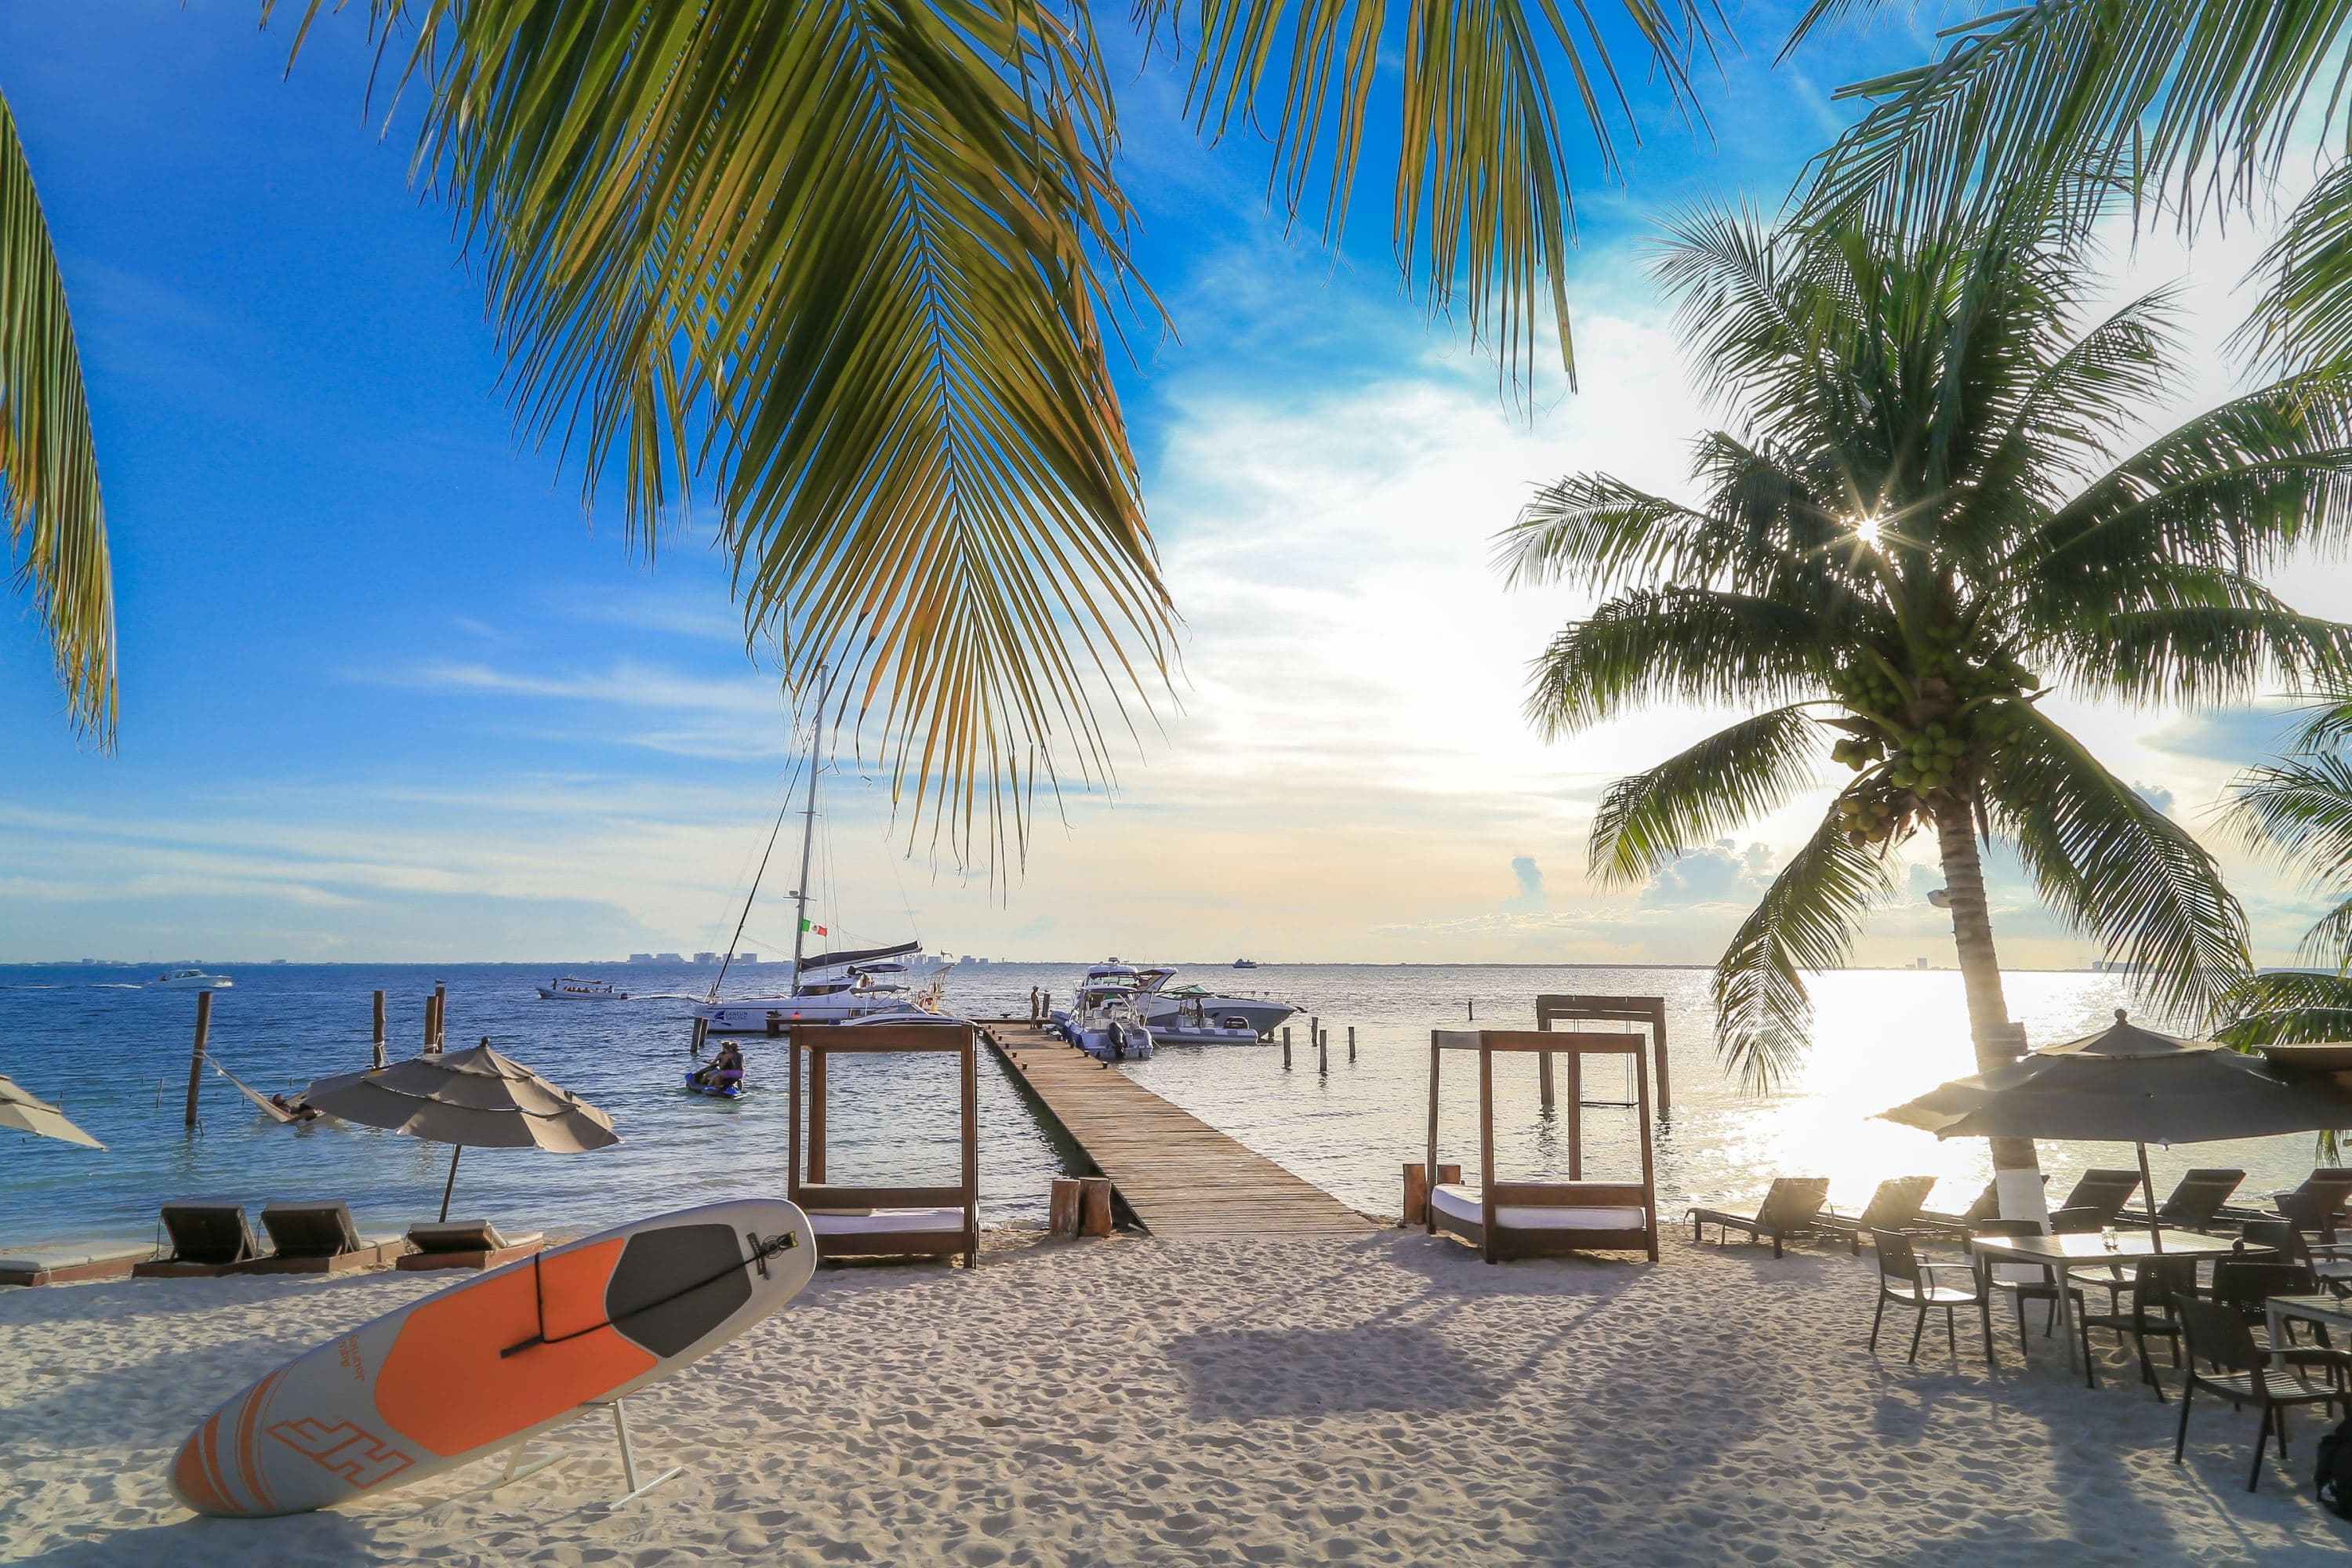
[2220,1167,2352,1226]
[1816,1175,1940,1254]
[1867,1229,1993,1366]
[2173,1294,2350,1492]
[396,1219,543,1272]
[2056,1168,2142,1224]
[246,1201,406,1276]
[133,1202,266,1278]
[2119,1169,2244,1233]
[792,1022,981,1267]
[1915,1179,2000,1240]
[1688,1178,1831,1259]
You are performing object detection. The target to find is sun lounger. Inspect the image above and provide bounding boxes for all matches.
[1688,1177,1831,1258]
[2056,1169,2142,1224]
[2118,1169,2244,1233]
[1815,1175,1940,1254]
[1915,1180,2001,1239]
[395,1219,543,1272]
[2220,1167,2352,1226]
[0,1243,151,1287]
[132,1202,267,1278]
[245,1201,406,1276]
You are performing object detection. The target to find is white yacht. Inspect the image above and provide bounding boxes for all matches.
[1050,961,1292,1040]
[1145,992,1264,1047]
[695,942,954,1033]
[151,967,232,990]
[537,976,629,1000]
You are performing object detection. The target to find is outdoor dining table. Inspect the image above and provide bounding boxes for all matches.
[2267,1294,2352,1368]
[1969,1229,2250,1371]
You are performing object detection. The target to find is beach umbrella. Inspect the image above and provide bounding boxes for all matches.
[1878,1010,2352,1249]
[0,1073,103,1149]
[299,1039,617,1220]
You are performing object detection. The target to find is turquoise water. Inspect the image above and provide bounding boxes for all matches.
[0,962,2329,1250]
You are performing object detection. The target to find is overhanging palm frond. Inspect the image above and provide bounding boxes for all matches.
[2229,750,2352,888]
[1588,705,1824,887]
[1142,0,1726,387]
[1796,0,2352,237]
[1524,585,1827,736]
[1986,702,2251,1026]
[1711,810,1893,1090]
[0,88,112,740]
[1493,474,1724,592]
[286,0,1169,869]
[2216,970,2352,1047]
[2038,584,2352,707]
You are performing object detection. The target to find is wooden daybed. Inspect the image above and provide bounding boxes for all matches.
[1425,1028,1659,1263]
[789,1022,980,1268]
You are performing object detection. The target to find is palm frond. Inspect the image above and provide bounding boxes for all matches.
[1142,0,1728,387]
[1524,585,1828,737]
[1797,0,2352,239]
[1588,704,1824,887]
[2215,970,2352,1047]
[2228,751,2352,890]
[284,0,1171,869]
[1712,808,1894,1091]
[2237,160,2352,375]
[1493,473,1724,591]
[2036,578,2352,706]
[1985,702,2252,1028]
[0,88,112,739]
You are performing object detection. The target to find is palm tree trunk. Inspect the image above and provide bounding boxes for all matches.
[1933,795,2046,1221]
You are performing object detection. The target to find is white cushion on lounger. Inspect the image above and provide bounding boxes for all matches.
[808,1207,967,1236]
[1430,1183,1646,1232]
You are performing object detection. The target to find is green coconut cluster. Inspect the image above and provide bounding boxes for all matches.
[1821,626,2041,848]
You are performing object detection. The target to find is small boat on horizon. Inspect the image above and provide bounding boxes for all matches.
[537,976,629,1001]
[1233,958,1259,969]
[151,967,232,990]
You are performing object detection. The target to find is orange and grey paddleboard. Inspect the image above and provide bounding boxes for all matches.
[169,1197,814,1517]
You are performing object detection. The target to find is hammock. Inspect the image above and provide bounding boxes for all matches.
[209,1060,314,1124]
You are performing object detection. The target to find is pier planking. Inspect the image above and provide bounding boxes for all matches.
[981,1022,1370,1240]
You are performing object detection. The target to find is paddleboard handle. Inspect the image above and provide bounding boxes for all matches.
[499,1229,801,1360]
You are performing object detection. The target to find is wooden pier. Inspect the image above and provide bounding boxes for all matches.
[981,1022,1371,1240]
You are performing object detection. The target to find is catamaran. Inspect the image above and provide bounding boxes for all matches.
[691,665,960,1036]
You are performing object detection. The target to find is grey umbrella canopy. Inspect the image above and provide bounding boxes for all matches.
[1880,1010,2352,1249]
[301,1040,617,1219]
[0,1073,103,1149]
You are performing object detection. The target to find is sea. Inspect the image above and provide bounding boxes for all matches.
[0,961,2330,1252]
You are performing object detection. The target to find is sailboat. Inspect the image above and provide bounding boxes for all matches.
[692,667,960,1036]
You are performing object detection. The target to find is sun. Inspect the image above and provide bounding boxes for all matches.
[1853,514,1884,548]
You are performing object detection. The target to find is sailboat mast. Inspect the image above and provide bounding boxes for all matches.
[789,663,833,991]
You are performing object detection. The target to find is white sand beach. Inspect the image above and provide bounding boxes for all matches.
[4,1229,2347,1566]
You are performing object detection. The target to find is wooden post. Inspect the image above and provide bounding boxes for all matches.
[1425,1032,1442,1235]
[691,1017,709,1058]
[808,1046,828,1185]
[1281,1026,1292,1068]
[1566,1053,1583,1180]
[1437,1163,1462,1187]
[183,990,213,1129]
[433,982,447,1047]
[1467,998,1475,1021]
[1050,1178,1083,1238]
[423,993,440,1052]
[1317,1029,1329,1075]
[1348,1025,1356,1063]
[1402,1162,1430,1226]
[1538,1051,1555,1109]
[1078,1176,1113,1237]
[371,989,387,1070]
[1308,1016,1319,1057]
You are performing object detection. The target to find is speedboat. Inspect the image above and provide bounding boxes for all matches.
[151,967,232,989]
[537,976,629,1000]
[1145,993,1264,1047]
[1233,958,1259,969]
[1128,967,1293,1036]
[1061,982,1153,1062]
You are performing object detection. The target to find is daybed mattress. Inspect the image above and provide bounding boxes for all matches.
[808,1207,968,1236]
[1431,1183,1646,1232]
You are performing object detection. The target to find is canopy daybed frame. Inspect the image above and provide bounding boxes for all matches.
[789,1022,980,1268]
[1425,1029,1658,1263]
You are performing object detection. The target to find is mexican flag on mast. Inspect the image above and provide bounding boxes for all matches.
[800,918,827,935]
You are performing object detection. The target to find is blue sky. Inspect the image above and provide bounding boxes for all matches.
[3,2,2336,967]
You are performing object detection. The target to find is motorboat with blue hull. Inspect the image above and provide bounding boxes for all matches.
[1057,980,1155,1061]
[1058,960,1293,1039]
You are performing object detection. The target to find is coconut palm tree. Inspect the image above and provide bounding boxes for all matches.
[2217,698,2352,1044]
[1497,196,2352,1206]
[2,1,1730,861]
[1788,0,2352,388]
[0,89,111,740]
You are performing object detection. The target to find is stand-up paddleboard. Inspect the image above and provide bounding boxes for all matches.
[169,1197,812,1517]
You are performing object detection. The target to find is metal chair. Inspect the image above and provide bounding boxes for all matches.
[2172,1293,2347,1492]
[2074,1254,2194,1397]
[1870,1229,1994,1367]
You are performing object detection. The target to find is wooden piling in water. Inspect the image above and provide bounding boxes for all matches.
[1078,1176,1114,1237]
[371,989,387,1070]
[1317,1029,1328,1075]
[1466,998,1475,1021]
[1281,1026,1291,1068]
[1049,1178,1083,1238]
[1347,1025,1356,1062]
[432,982,448,1047]
[691,1016,709,1057]
[1538,1051,1555,1109]
[183,990,213,1129]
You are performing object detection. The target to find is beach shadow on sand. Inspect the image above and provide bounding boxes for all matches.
[1166,1325,1498,1421]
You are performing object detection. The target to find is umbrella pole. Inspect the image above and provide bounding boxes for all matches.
[2137,1142,2162,1254]
[440,1145,463,1224]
